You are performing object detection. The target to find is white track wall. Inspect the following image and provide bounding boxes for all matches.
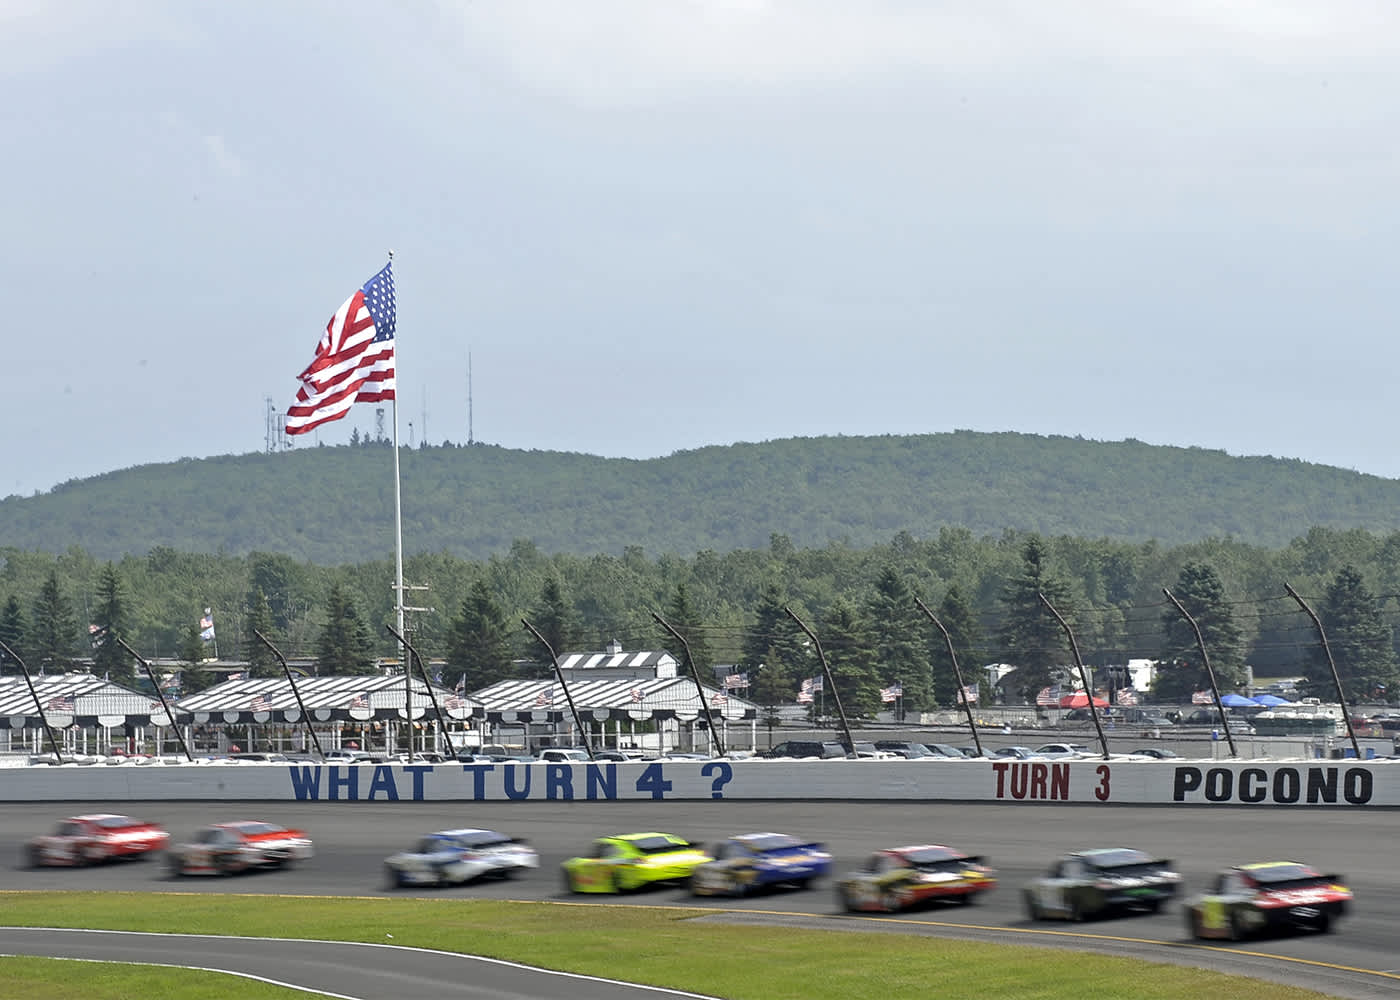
[2,759,1395,806]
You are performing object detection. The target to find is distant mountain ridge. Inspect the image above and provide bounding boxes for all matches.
[5,431,1399,563]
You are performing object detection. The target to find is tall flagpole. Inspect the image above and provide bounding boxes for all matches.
[388,250,407,751]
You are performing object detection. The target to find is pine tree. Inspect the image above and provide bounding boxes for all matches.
[31,571,78,674]
[447,580,515,691]
[821,598,879,718]
[91,564,134,686]
[0,595,28,675]
[662,583,713,677]
[1307,565,1398,703]
[1155,562,1244,701]
[998,537,1074,702]
[526,577,576,678]
[741,583,810,685]
[243,588,281,678]
[316,584,376,675]
[928,584,980,707]
[864,567,927,711]
[178,623,215,695]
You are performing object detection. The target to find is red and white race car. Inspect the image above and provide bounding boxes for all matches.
[28,814,169,867]
[166,820,314,876]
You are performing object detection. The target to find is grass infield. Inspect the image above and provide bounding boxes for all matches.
[0,892,1336,1000]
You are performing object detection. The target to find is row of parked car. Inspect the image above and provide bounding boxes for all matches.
[758,740,1184,761]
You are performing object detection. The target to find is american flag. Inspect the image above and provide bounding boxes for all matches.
[1036,685,1062,707]
[285,263,397,435]
[349,693,369,710]
[796,688,813,704]
[710,691,728,706]
[199,608,215,642]
[810,675,824,692]
[444,695,465,710]
[227,672,245,682]
[1191,691,1213,705]
[880,683,903,703]
[46,696,75,712]
[957,683,979,704]
[630,686,643,703]
[454,675,465,694]
[1115,689,1140,706]
[724,672,748,689]
[251,695,271,711]
[534,691,554,708]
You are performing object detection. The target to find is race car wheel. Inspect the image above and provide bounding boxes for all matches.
[1146,898,1163,915]
[385,865,403,890]
[166,853,184,879]
[561,869,576,894]
[730,876,748,899]
[80,844,106,867]
[611,869,629,894]
[26,846,45,869]
[1185,909,1201,939]
[881,890,901,914]
[1024,892,1041,921]
[838,886,858,913]
[1228,912,1246,942]
[958,891,977,906]
[1314,912,1332,934]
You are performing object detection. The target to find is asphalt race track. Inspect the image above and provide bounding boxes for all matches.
[3,801,1398,999]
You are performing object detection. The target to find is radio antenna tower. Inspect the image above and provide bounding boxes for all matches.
[467,350,474,445]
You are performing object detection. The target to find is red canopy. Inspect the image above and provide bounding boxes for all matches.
[1059,692,1108,708]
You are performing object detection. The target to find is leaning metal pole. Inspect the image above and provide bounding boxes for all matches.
[0,639,64,762]
[913,597,984,758]
[653,613,725,757]
[783,607,855,756]
[254,630,325,759]
[1160,588,1239,758]
[387,623,460,759]
[522,618,594,759]
[1038,593,1111,761]
[1284,583,1363,760]
[104,631,193,762]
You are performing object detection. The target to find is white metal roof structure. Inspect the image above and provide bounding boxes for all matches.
[0,673,169,729]
[171,674,475,725]
[469,676,756,724]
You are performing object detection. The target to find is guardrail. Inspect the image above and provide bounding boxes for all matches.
[2,758,1396,806]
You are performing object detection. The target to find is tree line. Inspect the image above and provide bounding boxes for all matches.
[2,526,1397,714]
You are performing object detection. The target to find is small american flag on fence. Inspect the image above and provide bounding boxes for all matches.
[535,691,554,708]
[349,693,369,710]
[46,696,75,712]
[251,695,271,711]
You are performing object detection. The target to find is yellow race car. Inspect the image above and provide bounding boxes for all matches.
[562,832,711,894]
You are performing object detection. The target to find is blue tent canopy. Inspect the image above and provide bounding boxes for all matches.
[1253,693,1292,706]
[1220,693,1259,707]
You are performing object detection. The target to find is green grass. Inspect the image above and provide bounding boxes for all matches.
[0,892,1340,1000]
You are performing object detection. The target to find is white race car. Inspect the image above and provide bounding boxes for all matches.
[384,828,539,889]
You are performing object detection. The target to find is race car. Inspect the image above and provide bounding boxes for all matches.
[1184,861,1352,940]
[689,832,832,897]
[837,844,996,913]
[27,814,169,867]
[1023,848,1181,921]
[562,832,711,894]
[384,828,539,888]
[166,820,313,876]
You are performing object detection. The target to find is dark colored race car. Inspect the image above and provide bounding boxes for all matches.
[1184,861,1352,940]
[689,832,832,897]
[28,814,169,867]
[837,844,996,913]
[1023,848,1180,921]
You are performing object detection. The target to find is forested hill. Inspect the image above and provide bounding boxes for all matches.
[5,431,1399,563]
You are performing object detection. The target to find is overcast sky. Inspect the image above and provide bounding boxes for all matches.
[7,1,1400,499]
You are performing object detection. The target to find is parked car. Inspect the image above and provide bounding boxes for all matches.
[1129,747,1182,760]
[1023,848,1180,921]
[923,743,970,758]
[758,741,847,760]
[873,741,937,759]
[1032,743,1092,759]
[1184,861,1351,939]
[991,746,1045,760]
